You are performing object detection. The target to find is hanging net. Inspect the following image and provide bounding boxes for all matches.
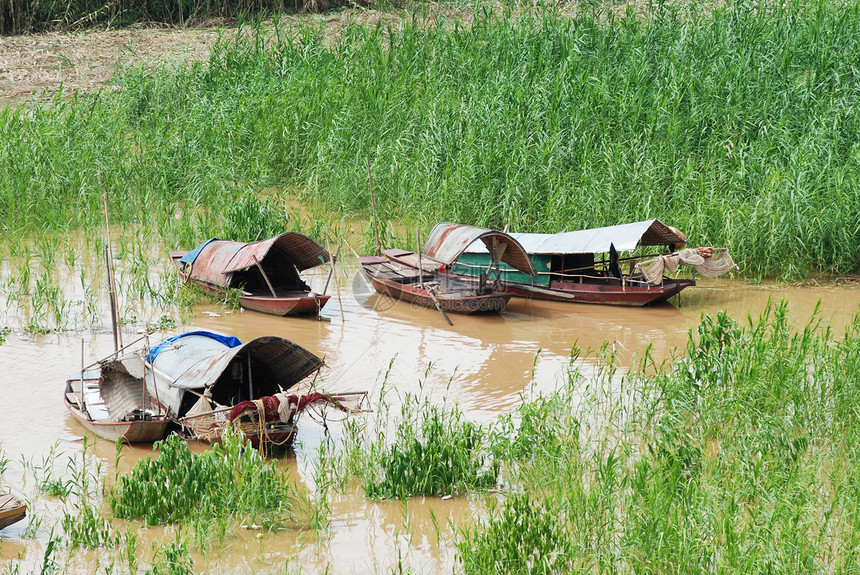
[636,247,738,285]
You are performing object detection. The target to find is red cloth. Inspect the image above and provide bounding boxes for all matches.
[228,396,279,422]
[228,393,350,423]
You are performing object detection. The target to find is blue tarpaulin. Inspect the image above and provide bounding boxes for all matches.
[146,331,242,363]
[179,238,221,265]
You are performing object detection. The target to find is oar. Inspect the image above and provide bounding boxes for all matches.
[416,230,452,326]
[322,246,340,295]
[427,285,453,326]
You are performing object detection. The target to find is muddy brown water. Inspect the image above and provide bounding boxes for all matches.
[1,255,859,573]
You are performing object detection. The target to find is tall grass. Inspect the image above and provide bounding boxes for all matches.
[338,389,499,499]
[2,3,859,277]
[455,301,860,573]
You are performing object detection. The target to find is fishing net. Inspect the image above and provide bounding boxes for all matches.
[180,389,229,443]
[179,390,369,446]
[636,248,738,285]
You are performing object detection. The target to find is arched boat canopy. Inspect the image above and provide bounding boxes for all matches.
[465,219,687,255]
[152,335,323,392]
[178,233,331,286]
[223,233,331,273]
[422,223,536,275]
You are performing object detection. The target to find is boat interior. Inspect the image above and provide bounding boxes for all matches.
[547,250,660,287]
[228,256,311,296]
[366,254,495,296]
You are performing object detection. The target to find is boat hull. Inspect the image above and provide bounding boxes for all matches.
[359,256,511,314]
[0,494,26,531]
[505,278,695,306]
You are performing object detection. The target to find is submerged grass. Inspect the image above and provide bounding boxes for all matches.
[1,0,859,279]
[109,428,322,530]
[455,301,860,573]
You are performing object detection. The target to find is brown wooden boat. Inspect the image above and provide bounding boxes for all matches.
[453,219,737,306]
[144,332,350,450]
[170,233,332,316]
[359,224,536,317]
[0,494,26,531]
[359,252,512,314]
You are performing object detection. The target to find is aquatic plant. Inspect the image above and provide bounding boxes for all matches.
[147,530,194,575]
[109,428,319,529]
[61,437,118,550]
[458,493,573,574]
[340,390,498,500]
[221,192,288,243]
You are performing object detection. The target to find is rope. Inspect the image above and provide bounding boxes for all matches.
[253,399,265,456]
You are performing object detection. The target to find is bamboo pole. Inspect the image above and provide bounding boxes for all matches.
[105,244,119,353]
[80,338,86,413]
[366,156,381,256]
[253,255,278,299]
[103,193,122,350]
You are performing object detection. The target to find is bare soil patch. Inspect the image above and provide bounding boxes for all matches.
[0,7,453,105]
[0,27,222,104]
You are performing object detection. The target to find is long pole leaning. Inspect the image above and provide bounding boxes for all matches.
[366,156,381,256]
[105,244,119,353]
[103,193,122,351]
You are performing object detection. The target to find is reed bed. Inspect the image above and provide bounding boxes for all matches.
[2,1,859,278]
[453,301,860,573]
[339,390,499,499]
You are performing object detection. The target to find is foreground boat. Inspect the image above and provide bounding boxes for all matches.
[144,331,362,448]
[359,223,536,316]
[0,494,26,531]
[454,219,737,306]
[64,348,170,443]
[171,233,332,316]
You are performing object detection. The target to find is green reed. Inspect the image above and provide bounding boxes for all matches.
[338,389,498,499]
[109,428,320,530]
[456,301,860,573]
[2,1,859,278]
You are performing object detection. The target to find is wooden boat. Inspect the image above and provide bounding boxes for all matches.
[359,223,536,316]
[0,494,26,531]
[144,331,357,448]
[64,349,170,443]
[452,219,737,307]
[170,233,332,316]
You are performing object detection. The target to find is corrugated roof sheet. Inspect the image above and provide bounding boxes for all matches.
[422,223,536,275]
[223,233,330,273]
[181,233,330,286]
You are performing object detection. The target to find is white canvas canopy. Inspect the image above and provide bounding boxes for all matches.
[143,333,323,416]
[464,219,685,255]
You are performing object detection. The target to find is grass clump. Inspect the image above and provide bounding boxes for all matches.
[458,493,573,575]
[341,392,498,499]
[109,428,319,530]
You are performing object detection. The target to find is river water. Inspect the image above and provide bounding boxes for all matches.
[1,246,859,573]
